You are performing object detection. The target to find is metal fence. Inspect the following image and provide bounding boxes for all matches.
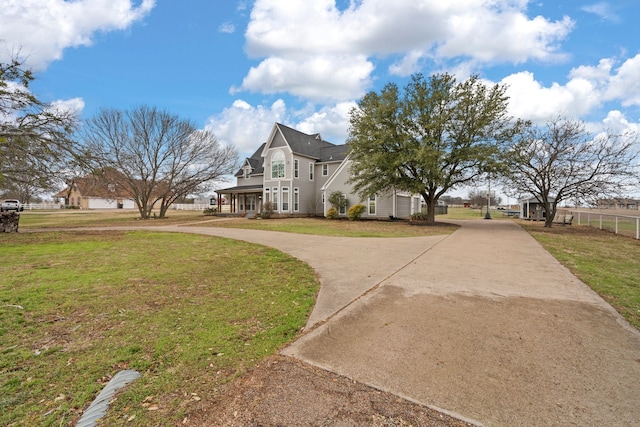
[571,210,640,240]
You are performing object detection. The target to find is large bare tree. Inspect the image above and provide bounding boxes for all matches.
[502,116,639,227]
[83,105,239,219]
[1,57,80,191]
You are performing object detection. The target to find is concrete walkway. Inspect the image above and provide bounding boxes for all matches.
[163,219,640,426]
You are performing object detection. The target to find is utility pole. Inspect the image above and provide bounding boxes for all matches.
[484,175,492,220]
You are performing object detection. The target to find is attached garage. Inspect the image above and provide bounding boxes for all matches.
[88,198,117,209]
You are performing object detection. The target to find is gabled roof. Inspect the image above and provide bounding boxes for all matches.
[235,143,266,177]
[54,169,132,199]
[269,123,349,162]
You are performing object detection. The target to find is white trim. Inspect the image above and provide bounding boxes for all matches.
[321,155,352,191]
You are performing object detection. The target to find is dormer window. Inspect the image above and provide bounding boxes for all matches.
[108,183,116,192]
[271,150,285,179]
[244,167,251,178]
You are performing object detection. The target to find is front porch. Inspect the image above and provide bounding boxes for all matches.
[215,185,263,216]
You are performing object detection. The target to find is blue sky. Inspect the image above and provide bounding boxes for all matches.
[1,0,639,180]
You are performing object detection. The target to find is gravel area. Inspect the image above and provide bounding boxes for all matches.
[188,355,477,427]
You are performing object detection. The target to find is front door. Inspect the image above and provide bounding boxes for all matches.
[247,195,256,211]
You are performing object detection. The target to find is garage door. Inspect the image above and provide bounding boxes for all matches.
[88,198,117,209]
[122,199,135,209]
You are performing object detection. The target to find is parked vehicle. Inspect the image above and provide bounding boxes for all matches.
[0,199,23,212]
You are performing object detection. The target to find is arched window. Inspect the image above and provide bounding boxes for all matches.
[271,150,285,179]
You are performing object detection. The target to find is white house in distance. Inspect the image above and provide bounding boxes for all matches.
[215,123,421,219]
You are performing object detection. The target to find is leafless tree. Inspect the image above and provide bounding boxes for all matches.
[1,57,80,191]
[502,116,639,227]
[83,105,239,219]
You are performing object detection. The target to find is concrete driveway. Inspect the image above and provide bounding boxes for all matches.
[166,219,640,426]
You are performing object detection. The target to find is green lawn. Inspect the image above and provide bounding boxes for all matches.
[520,221,640,330]
[0,231,317,426]
[3,209,639,425]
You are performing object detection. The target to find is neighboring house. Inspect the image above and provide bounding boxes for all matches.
[215,123,421,218]
[54,170,136,209]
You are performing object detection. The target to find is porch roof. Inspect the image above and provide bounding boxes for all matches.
[216,184,263,194]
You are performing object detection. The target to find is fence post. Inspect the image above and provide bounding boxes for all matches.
[615,217,618,235]
[599,215,603,230]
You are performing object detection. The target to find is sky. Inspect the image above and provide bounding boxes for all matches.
[1,0,640,198]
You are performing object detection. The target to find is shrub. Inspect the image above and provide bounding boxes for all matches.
[410,212,430,222]
[261,201,276,219]
[326,207,339,220]
[203,207,217,215]
[347,204,366,221]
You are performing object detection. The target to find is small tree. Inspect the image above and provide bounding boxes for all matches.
[502,116,639,228]
[261,201,275,219]
[467,188,501,209]
[328,191,347,214]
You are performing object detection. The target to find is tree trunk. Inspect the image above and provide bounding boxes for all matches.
[422,192,437,223]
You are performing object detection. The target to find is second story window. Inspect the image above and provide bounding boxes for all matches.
[322,164,328,176]
[294,159,299,178]
[271,150,285,179]
[309,163,314,181]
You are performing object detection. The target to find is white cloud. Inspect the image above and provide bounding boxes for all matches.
[240,0,574,100]
[205,99,287,157]
[597,110,640,136]
[204,99,354,157]
[237,55,374,102]
[603,54,640,106]
[501,71,600,122]
[499,54,640,122]
[0,0,155,69]
[581,2,620,22]
[294,101,356,143]
[49,97,85,116]
[218,22,235,34]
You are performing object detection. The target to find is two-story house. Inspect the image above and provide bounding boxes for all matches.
[215,123,421,219]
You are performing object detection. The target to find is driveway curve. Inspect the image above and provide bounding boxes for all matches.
[153,219,640,426]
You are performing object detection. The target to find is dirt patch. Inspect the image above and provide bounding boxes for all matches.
[186,355,476,426]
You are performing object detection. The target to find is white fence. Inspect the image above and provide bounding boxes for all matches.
[171,203,210,211]
[571,210,640,240]
[22,203,65,210]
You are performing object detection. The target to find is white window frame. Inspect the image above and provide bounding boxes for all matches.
[369,195,376,215]
[282,187,289,212]
[322,164,328,176]
[272,187,279,211]
[293,188,299,212]
[294,159,299,178]
[271,150,285,179]
[339,194,347,215]
[264,188,270,203]
[309,162,314,181]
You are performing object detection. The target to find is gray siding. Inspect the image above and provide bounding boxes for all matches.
[237,174,263,187]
